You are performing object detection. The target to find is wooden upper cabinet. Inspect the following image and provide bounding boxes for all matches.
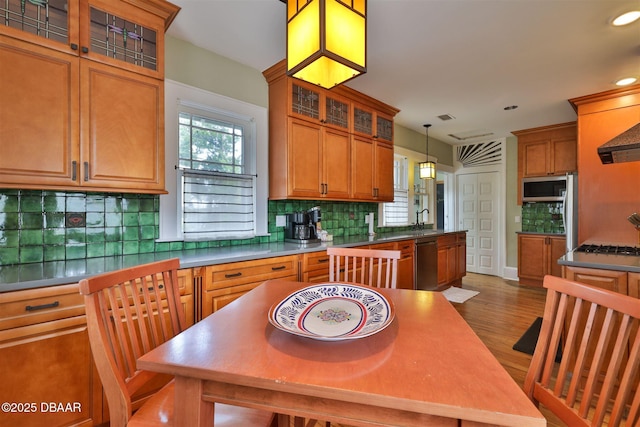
[81,60,164,191]
[263,59,399,202]
[513,122,577,203]
[0,36,80,187]
[0,0,177,78]
[0,0,178,194]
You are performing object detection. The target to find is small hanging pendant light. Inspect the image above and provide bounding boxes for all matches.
[419,124,436,179]
[285,0,367,89]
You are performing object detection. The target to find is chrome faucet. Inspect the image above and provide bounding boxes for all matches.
[414,208,429,230]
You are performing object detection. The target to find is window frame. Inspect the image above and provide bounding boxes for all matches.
[160,79,268,242]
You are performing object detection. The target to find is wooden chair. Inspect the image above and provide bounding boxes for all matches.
[523,275,640,426]
[327,247,401,288]
[79,258,275,427]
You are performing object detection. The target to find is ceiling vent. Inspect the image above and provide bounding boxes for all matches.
[448,129,494,141]
[437,113,455,121]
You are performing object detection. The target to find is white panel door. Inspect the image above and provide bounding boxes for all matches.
[458,172,500,276]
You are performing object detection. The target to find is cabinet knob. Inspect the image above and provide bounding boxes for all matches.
[81,46,89,54]
[70,43,78,50]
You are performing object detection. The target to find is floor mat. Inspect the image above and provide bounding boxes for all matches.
[441,287,479,303]
[513,317,543,355]
[513,317,563,362]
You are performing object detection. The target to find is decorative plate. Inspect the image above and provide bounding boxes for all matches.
[268,283,394,341]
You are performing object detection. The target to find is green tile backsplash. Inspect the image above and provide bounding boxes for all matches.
[521,202,565,234]
[0,190,411,266]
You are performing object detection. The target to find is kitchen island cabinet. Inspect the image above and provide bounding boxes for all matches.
[0,0,179,194]
[518,233,566,286]
[263,59,398,202]
[562,265,628,295]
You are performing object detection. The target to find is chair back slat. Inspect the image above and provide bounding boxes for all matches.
[79,258,185,426]
[327,247,400,288]
[523,275,640,427]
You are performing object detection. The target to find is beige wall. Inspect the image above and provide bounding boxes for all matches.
[505,135,521,269]
[165,36,269,108]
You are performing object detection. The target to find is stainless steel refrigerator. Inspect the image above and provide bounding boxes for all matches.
[563,172,578,252]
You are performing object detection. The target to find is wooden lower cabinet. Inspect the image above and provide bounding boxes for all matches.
[0,268,193,427]
[0,284,99,427]
[437,232,466,289]
[396,240,415,290]
[199,255,299,318]
[563,265,628,294]
[562,266,635,389]
[301,250,331,283]
[518,233,566,286]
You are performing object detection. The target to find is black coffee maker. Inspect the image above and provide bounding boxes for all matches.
[285,207,321,244]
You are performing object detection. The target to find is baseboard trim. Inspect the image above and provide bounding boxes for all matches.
[502,266,518,281]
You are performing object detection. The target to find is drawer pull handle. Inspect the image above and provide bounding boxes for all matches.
[84,162,89,181]
[271,266,286,271]
[225,272,242,278]
[71,160,77,181]
[26,301,59,312]
[141,284,163,292]
[317,258,329,263]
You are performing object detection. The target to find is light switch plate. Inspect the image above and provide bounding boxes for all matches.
[276,215,286,227]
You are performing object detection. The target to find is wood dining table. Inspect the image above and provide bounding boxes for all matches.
[137,279,547,427]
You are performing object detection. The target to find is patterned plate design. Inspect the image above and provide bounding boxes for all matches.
[268,283,395,341]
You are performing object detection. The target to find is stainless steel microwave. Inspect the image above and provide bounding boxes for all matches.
[522,176,567,202]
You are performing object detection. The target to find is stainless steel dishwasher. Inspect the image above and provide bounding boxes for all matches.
[415,236,438,290]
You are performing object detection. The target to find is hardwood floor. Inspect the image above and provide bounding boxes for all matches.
[301,273,565,427]
[452,273,564,427]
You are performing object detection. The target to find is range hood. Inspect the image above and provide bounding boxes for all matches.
[598,123,640,164]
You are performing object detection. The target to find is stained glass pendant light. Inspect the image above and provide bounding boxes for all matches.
[419,124,436,179]
[286,0,367,89]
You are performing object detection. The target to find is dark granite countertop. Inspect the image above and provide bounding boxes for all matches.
[0,229,460,293]
[558,250,640,273]
[516,231,566,236]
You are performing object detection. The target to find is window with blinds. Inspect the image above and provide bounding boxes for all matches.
[178,105,257,240]
[382,155,409,226]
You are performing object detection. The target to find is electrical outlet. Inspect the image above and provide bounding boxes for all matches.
[276,215,286,227]
[365,214,370,224]
[515,215,521,223]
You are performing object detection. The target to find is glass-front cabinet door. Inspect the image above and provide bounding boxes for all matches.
[0,0,78,51]
[86,3,160,73]
[290,80,349,131]
[0,0,166,78]
[376,113,394,143]
[82,0,166,78]
[353,106,373,136]
[290,81,321,121]
[324,95,349,130]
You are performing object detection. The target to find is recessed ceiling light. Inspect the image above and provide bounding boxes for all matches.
[612,11,640,26]
[504,105,518,111]
[615,77,638,86]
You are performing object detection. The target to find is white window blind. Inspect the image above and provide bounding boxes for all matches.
[382,155,409,226]
[181,170,256,239]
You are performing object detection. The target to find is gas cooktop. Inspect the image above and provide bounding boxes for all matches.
[575,244,640,256]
